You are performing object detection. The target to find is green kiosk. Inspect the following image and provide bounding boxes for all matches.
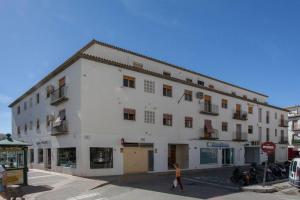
[0,134,29,186]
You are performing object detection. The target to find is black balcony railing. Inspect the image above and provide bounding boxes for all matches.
[200,128,219,140]
[50,86,68,106]
[232,131,248,141]
[51,120,68,135]
[279,137,288,144]
[233,111,248,121]
[279,119,288,127]
[200,103,219,116]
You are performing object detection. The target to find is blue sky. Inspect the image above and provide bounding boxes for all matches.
[0,0,300,133]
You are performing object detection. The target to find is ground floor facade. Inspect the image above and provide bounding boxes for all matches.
[27,136,289,177]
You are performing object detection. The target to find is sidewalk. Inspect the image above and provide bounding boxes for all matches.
[242,179,290,193]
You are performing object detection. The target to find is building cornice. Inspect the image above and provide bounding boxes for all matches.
[10,39,284,111]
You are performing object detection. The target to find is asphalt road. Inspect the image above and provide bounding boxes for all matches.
[20,169,300,200]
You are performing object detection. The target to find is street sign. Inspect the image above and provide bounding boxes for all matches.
[261,142,276,154]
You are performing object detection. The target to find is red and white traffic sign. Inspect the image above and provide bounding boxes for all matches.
[261,142,276,155]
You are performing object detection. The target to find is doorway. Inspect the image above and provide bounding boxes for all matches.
[47,148,51,169]
[222,148,234,165]
[168,144,189,169]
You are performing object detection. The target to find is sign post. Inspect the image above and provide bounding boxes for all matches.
[261,142,276,187]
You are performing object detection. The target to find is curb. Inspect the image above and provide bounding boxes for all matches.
[241,179,289,193]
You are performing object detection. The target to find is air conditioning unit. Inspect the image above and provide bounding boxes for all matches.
[196,92,203,99]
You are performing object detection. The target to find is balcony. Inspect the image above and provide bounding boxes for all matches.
[279,137,288,144]
[200,103,219,116]
[233,111,248,121]
[232,131,248,142]
[50,86,68,106]
[200,128,219,140]
[51,120,68,136]
[279,119,288,127]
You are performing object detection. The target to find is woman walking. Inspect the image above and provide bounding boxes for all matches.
[171,163,184,191]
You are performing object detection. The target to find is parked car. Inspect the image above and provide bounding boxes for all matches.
[289,158,300,188]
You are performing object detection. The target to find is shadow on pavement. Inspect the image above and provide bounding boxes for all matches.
[1,185,53,200]
[91,167,240,199]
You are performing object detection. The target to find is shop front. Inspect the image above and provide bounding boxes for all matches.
[200,142,241,167]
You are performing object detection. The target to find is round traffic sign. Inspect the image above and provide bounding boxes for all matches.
[261,142,276,154]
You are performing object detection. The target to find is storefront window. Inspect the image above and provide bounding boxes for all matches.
[200,148,218,164]
[57,148,76,168]
[90,148,113,169]
[0,150,24,169]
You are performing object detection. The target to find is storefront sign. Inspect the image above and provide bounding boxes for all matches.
[207,142,230,148]
[261,142,276,154]
[6,169,24,185]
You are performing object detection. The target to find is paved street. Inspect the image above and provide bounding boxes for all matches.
[9,169,298,200]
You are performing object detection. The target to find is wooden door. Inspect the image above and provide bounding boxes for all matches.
[123,147,149,174]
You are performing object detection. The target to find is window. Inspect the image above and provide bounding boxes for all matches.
[46,85,54,98]
[29,121,33,130]
[124,108,136,121]
[184,90,192,101]
[185,117,193,128]
[253,98,258,102]
[163,84,172,97]
[221,99,228,109]
[36,119,40,130]
[243,95,247,99]
[38,149,43,163]
[144,111,155,124]
[222,122,228,132]
[208,85,214,89]
[266,111,270,124]
[186,78,193,83]
[0,150,24,169]
[123,75,135,88]
[258,108,262,123]
[24,124,27,133]
[17,126,21,135]
[280,130,284,141]
[57,148,76,168]
[90,148,113,169]
[29,98,33,108]
[275,129,277,137]
[248,125,253,134]
[248,106,253,114]
[17,106,21,115]
[24,101,27,111]
[232,91,236,96]
[133,61,143,68]
[266,128,270,141]
[163,114,172,126]
[144,80,155,93]
[200,148,218,164]
[46,115,51,127]
[197,80,204,86]
[36,93,40,104]
[30,149,34,163]
[163,71,171,77]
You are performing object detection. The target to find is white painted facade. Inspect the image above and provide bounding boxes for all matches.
[10,40,288,176]
[287,106,300,152]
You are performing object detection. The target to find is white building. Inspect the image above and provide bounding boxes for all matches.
[9,40,289,176]
[286,106,300,159]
